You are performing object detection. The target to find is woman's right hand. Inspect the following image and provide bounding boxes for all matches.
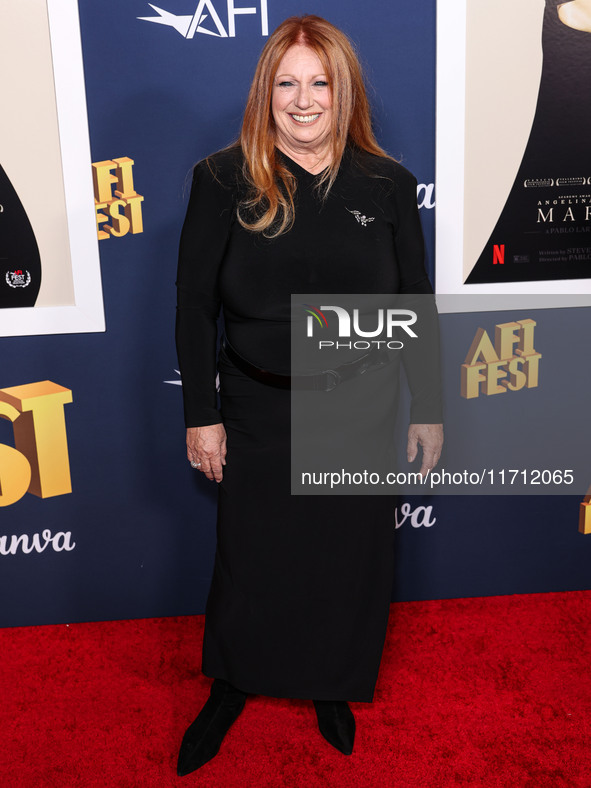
[186,423,227,482]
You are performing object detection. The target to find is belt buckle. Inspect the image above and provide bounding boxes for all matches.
[323,369,341,392]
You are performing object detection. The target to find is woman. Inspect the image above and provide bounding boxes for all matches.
[175,15,443,776]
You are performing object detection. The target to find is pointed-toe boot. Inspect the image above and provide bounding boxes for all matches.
[177,679,247,776]
[313,699,355,755]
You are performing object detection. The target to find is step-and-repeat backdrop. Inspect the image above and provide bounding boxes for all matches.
[1,0,589,627]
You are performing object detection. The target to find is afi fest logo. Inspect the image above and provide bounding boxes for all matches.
[138,0,269,38]
[92,157,144,240]
[304,305,418,350]
[0,381,72,507]
[461,319,541,399]
[5,269,31,288]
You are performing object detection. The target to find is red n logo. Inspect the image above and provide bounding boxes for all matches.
[493,244,505,265]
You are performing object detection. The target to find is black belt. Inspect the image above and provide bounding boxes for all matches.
[221,337,390,392]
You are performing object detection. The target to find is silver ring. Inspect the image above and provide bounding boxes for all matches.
[190,460,202,468]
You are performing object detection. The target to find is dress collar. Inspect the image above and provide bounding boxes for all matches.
[275,148,331,178]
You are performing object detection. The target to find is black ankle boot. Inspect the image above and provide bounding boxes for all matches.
[177,679,247,776]
[313,700,355,755]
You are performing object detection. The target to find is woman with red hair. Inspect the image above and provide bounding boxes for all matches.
[175,14,442,775]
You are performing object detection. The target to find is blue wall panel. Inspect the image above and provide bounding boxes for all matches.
[0,0,588,627]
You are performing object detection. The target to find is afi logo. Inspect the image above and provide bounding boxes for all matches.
[461,319,541,399]
[0,381,72,507]
[92,157,144,240]
[139,0,269,38]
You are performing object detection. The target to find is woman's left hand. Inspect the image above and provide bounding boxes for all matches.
[407,423,444,478]
[187,423,227,483]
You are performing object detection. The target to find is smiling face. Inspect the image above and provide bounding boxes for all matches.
[271,44,333,162]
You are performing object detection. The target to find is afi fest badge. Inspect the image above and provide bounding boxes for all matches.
[5,270,31,288]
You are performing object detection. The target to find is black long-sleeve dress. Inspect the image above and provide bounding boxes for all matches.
[176,145,440,702]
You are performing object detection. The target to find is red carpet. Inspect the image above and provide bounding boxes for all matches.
[1,591,590,787]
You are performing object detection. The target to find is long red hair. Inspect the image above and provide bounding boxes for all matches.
[237,15,389,237]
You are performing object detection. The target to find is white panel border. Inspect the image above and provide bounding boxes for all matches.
[0,0,105,337]
[435,0,591,312]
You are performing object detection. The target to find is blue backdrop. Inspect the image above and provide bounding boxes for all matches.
[0,0,589,627]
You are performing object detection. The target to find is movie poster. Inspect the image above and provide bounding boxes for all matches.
[0,0,103,336]
[436,0,591,301]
